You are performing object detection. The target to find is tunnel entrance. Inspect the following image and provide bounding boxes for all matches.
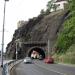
[28,47,45,59]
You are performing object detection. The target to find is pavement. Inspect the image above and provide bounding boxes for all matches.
[14,60,75,75]
[34,60,75,75]
[15,62,60,75]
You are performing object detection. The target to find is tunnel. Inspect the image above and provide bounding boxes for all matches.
[28,47,45,59]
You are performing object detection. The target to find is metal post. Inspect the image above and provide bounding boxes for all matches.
[15,39,21,60]
[1,0,9,67]
[16,42,18,60]
[48,40,50,56]
[1,1,6,67]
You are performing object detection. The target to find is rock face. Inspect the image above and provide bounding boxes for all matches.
[6,10,69,59]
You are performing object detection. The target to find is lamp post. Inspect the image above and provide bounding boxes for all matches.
[48,40,50,56]
[1,0,9,67]
[16,42,18,60]
[15,39,21,60]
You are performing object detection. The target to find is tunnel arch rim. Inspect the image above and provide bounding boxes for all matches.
[27,46,46,59]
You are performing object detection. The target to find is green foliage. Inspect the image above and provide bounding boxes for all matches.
[64,2,69,10]
[52,0,75,64]
[52,4,59,12]
[59,52,75,64]
[45,9,50,15]
[56,16,75,54]
[68,0,75,16]
[40,0,59,15]
[67,44,75,52]
[55,0,75,54]
[53,44,75,64]
[40,9,45,15]
[46,0,59,12]
[69,0,75,10]
[47,0,54,11]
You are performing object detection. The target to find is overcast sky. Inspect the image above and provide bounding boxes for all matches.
[0,0,50,52]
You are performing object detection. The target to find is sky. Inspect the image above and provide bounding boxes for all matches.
[0,0,50,52]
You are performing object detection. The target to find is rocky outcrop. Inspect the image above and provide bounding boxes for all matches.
[6,10,69,59]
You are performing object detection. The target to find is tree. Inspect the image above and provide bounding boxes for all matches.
[52,4,59,12]
[46,0,59,12]
[69,0,75,17]
[47,0,55,11]
[45,9,51,15]
[40,9,45,15]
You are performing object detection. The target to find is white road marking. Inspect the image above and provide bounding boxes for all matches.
[35,63,67,75]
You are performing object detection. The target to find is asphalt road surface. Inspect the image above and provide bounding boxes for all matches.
[15,60,75,75]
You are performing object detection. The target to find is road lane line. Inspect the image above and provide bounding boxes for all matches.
[35,63,67,75]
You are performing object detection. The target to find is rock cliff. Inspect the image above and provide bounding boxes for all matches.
[6,10,69,59]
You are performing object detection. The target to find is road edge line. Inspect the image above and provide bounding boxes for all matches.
[34,63,66,75]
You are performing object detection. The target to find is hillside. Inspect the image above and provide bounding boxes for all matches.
[6,10,69,59]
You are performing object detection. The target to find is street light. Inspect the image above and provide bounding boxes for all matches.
[1,0,9,67]
[16,41,18,60]
[48,40,50,56]
[15,39,21,60]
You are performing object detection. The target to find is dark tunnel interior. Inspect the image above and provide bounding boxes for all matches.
[28,47,45,59]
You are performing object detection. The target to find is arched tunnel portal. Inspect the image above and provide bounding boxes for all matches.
[28,47,45,59]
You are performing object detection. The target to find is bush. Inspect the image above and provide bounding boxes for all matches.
[56,16,75,54]
[53,44,75,64]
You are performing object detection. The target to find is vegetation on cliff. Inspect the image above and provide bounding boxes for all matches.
[53,0,75,64]
[55,0,75,53]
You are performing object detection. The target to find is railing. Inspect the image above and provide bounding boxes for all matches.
[2,60,22,75]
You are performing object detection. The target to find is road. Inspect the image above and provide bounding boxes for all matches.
[14,60,75,75]
[15,62,60,75]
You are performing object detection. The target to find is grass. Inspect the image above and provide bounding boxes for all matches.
[53,44,75,64]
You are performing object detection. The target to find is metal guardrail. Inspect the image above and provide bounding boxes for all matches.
[2,60,22,75]
[2,63,9,75]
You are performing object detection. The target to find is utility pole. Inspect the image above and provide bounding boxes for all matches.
[1,0,9,67]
